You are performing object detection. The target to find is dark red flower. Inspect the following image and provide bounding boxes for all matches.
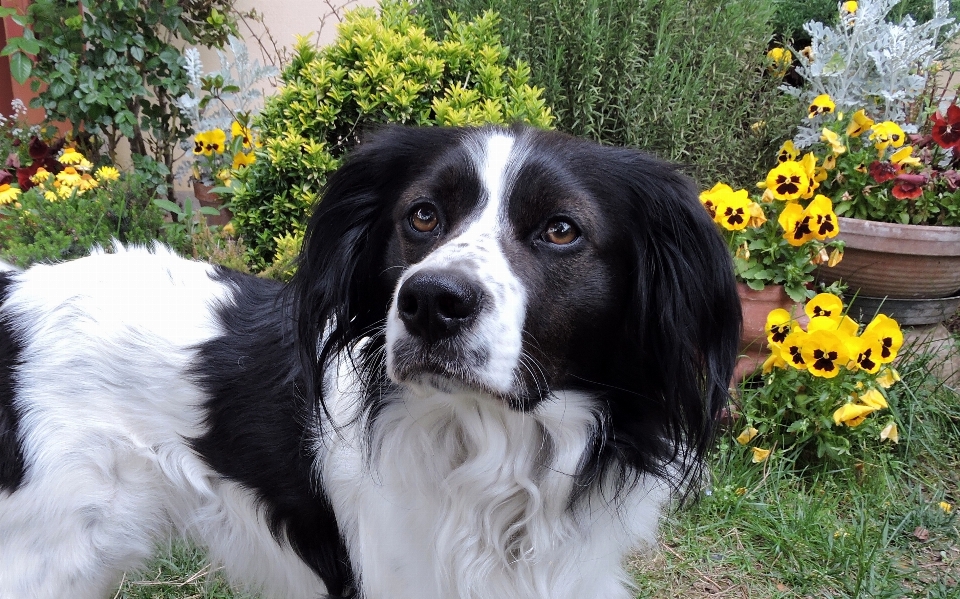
[931,104,960,150]
[868,160,900,183]
[891,173,927,199]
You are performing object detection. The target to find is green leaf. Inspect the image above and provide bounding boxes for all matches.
[152,199,182,214]
[18,38,40,55]
[9,51,31,84]
[129,46,144,62]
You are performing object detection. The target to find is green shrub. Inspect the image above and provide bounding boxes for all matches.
[417,0,798,189]
[0,174,165,267]
[230,0,554,268]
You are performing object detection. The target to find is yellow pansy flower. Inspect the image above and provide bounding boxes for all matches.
[808,94,836,119]
[751,447,771,463]
[778,202,814,246]
[715,188,753,231]
[806,195,839,240]
[766,161,809,201]
[805,293,844,320]
[847,332,884,373]
[890,145,921,167]
[765,308,795,346]
[195,129,227,155]
[778,140,799,163]
[857,389,888,410]
[736,427,759,445]
[0,184,21,205]
[821,128,846,155]
[876,367,900,388]
[843,1,858,13]
[780,329,809,369]
[940,502,953,514]
[846,109,874,137]
[767,47,792,78]
[833,403,877,427]
[869,121,906,153]
[863,314,903,363]
[801,329,850,378]
[231,121,254,148]
[232,151,256,169]
[799,152,820,199]
[880,422,898,443]
[762,351,788,373]
[699,182,733,220]
[821,154,837,172]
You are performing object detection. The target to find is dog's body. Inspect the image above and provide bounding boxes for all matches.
[0,126,740,599]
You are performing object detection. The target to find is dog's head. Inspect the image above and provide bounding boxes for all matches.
[291,125,740,490]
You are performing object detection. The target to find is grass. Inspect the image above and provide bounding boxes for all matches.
[117,341,960,599]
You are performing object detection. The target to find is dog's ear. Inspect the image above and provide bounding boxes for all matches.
[581,148,741,496]
[288,126,465,410]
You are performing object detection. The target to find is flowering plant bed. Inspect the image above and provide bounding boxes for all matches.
[735,292,904,462]
[804,100,960,227]
[700,157,844,302]
[0,147,162,266]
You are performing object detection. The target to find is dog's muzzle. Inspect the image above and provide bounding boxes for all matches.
[396,269,484,343]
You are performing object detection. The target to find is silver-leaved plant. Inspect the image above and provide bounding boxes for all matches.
[785,0,958,147]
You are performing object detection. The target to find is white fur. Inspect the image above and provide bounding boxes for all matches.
[322,367,667,599]
[0,246,323,599]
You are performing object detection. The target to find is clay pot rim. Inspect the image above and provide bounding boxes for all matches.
[836,216,960,256]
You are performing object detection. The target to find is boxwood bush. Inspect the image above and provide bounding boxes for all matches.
[230,0,554,269]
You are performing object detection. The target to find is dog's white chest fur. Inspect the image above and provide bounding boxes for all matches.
[321,371,667,599]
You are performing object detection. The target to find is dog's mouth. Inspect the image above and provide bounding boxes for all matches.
[387,336,545,411]
[389,336,492,391]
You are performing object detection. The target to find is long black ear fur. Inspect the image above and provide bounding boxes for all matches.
[575,145,741,500]
[288,126,466,416]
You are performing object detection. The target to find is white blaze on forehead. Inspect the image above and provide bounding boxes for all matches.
[472,132,517,225]
[386,130,530,395]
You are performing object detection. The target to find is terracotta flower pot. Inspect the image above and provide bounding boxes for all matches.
[817,216,960,299]
[193,181,232,227]
[734,282,805,383]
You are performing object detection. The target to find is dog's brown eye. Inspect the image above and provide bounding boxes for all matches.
[542,218,579,245]
[409,204,439,233]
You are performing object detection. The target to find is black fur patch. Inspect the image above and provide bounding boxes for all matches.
[0,271,26,492]
[189,268,355,597]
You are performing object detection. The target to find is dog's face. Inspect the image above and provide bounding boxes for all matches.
[381,131,627,409]
[293,125,740,481]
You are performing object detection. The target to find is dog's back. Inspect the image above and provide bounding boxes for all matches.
[0,247,335,599]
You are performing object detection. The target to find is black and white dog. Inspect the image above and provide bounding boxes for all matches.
[0,125,740,599]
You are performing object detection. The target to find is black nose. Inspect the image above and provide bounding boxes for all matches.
[397,270,483,343]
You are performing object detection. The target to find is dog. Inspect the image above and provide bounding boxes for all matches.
[0,125,740,599]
